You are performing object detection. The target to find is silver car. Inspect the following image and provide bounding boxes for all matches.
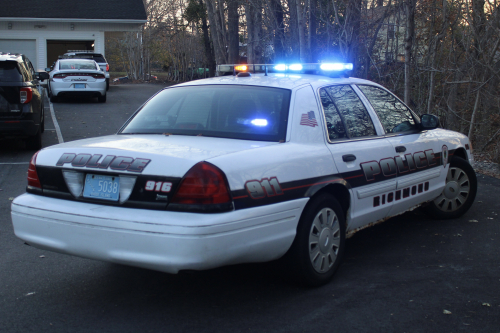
[48,59,106,103]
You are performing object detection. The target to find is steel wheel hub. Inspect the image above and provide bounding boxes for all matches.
[309,208,340,273]
[433,167,470,212]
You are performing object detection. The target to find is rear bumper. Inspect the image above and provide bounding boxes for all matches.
[11,193,307,273]
[0,118,39,137]
[55,90,105,98]
[51,82,106,98]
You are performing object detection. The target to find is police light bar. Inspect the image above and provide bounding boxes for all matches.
[216,63,353,77]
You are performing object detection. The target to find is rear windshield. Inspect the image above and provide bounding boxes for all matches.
[120,85,291,142]
[0,61,22,81]
[67,54,106,63]
[59,60,98,70]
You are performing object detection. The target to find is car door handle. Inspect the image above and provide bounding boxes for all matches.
[342,154,356,162]
[395,146,406,153]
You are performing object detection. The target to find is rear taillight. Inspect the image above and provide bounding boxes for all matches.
[53,74,67,79]
[171,162,231,205]
[106,64,109,71]
[27,151,41,189]
[20,87,32,104]
[92,73,105,79]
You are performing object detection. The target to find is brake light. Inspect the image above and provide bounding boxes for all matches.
[171,162,231,205]
[27,151,41,189]
[53,74,67,79]
[106,64,109,71]
[20,87,32,104]
[92,73,105,79]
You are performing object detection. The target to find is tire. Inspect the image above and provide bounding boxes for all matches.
[421,156,477,219]
[40,108,45,133]
[287,193,346,287]
[98,94,106,103]
[25,128,42,151]
[50,94,57,103]
[106,78,110,91]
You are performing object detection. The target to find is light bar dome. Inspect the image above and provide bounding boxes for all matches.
[320,63,353,71]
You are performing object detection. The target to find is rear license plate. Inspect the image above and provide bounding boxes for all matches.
[83,174,120,201]
[74,83,85,89]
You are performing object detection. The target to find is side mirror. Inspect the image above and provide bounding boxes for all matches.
[36,72,50,81]
[420,114,440,130]
[45,67,51,72]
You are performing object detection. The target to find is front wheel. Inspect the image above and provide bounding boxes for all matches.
[421,156,477,219]
[287,193,346,287]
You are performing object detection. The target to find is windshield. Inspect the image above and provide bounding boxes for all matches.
[120,85,291,142]
[59,60,97,70]
[68,54,107,63]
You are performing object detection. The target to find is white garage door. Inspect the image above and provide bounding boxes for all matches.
[0,39,37,70]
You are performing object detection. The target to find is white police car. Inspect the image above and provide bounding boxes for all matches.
[11,63,476,286]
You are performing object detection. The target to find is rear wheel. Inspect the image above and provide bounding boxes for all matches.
[40,108,45,133]
[50,94,57,103]
[421,156,477,219]
[25,128,42,150]
[106,78,110,91]
[287,193,346,287]
[98,94,106,103]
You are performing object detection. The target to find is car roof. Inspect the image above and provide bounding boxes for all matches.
[0,53,24,62]
[59,58,96,62]
[64,52,103,56]
[174,73,382,91]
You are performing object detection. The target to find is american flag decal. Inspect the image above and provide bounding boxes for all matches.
[300,111,318,127]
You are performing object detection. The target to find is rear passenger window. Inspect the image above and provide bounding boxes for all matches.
[0,61,22,82]
[320,85,376,140]
[319,89,347,140]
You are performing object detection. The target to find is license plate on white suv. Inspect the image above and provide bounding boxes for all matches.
[83,174,120,201]
[74,83,85,89]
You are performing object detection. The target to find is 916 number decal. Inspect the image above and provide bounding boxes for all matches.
[245,177,283,199]
[145,181,172,193]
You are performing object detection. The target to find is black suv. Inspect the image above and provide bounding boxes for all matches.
[0,53,49,150]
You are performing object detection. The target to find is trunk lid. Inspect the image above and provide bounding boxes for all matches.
[36,134,278,177]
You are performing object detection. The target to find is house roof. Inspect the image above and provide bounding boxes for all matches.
[2,0,147,21]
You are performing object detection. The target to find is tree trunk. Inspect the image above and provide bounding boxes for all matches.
[404,0,415,105]
[295,0,307,62]
[270,0,284,61]
[199,0,216,76]
[308,0,317,62]
[346,0,361,66]
[205,0,227,65]
[288,0,299,60]
[227,0,239,64]
[246,1,263,64]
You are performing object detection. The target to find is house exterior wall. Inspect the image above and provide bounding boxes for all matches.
[0,20,143,71]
